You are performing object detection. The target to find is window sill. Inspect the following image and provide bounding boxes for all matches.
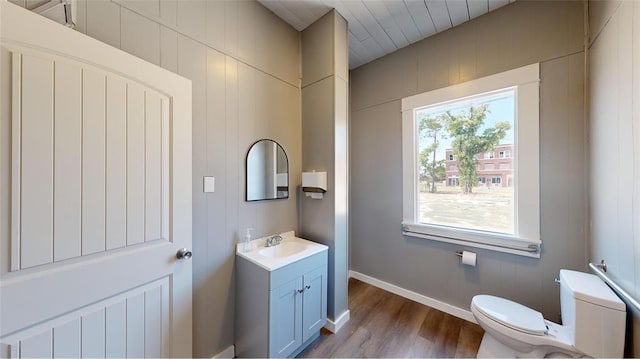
[401,222,541,258]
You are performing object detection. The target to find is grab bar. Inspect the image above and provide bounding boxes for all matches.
[589,261,640,312]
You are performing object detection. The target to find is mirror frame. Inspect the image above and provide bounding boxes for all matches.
[245,139,289,202]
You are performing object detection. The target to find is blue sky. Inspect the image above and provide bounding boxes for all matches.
[417,91,515,160]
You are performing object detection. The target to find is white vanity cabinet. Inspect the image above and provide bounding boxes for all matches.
[235,236,328,358]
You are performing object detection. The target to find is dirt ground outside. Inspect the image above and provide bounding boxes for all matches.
[419,183,514,234]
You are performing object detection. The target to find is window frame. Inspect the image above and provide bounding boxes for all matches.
[401,63,541,258]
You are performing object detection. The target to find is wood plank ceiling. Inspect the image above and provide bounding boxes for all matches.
[258,0,514,69]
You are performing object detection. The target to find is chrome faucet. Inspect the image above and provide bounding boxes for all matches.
[265,234,283,247]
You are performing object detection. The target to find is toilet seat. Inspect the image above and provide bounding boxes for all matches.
[471,269,627,358]
[472,295,547,336]
[471,296,579,357]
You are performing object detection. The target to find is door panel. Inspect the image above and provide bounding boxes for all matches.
[127,293,145,357]
[53,61,82,261]
[81,69,106,256]
[105,76,127,251]
[8,52,172,267]
[20,330,51,359]
[19,53,54,269]
[144,286,163,358]
[302,266,327,342]
[53,319,81,358]
[145,91,163,243]
[269,277,302,358]
[105,302,126,358]
[1,1,192,357]
[81,309,106,358]
[4,278,169,358]
[127,83,146,247]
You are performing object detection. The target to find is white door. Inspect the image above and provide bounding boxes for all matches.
[0,1,193,357]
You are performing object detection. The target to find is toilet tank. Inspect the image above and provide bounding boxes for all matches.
[559,269,626,358]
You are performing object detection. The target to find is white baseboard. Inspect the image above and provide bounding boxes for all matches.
[212,345,235,359]
[349,270,476,324]
[324,309,350,333]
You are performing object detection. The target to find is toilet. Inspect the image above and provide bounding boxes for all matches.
[471,269,626,358]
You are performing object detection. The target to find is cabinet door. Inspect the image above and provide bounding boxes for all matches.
[302,266,327,342]
[269,277,303,358]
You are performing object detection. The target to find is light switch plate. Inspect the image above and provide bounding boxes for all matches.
[204,176,215,193]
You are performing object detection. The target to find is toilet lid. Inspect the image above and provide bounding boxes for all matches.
[472,295,547,336]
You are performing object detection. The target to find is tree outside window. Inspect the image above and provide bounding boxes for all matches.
[415,89,515,234]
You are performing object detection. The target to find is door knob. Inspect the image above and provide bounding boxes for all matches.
[176,248,193,260]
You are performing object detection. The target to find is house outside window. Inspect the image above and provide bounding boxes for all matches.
[446,144,513,189]
[499,150,512,158]
[401,63,541,257]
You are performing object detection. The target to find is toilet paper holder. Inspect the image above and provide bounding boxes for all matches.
[455,250,477,266]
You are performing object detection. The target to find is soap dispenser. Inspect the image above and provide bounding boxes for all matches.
[242,228,253,252]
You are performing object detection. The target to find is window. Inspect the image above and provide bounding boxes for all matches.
[401,63,541,257]
[499,150,511,158]
[417,89,514,229]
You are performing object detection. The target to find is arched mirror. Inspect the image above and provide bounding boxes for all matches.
[246,139,289,201]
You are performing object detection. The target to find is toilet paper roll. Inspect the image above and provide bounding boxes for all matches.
[461,251,477,266]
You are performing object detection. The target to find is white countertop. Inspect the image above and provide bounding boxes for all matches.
[236,231,328,271]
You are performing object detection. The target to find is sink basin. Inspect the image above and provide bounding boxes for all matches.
[236,231,328,271]
[258,242,308,258]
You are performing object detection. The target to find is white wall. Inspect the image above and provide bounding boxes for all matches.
[6,0,302,357]
[589,0,640,355]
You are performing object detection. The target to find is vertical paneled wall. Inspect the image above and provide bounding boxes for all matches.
[55,1,302,356]
[349,0,587,321]
[589,0,640,355]
[300,10,349,323]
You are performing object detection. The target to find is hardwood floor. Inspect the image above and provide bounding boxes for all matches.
[298,278,484,358]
